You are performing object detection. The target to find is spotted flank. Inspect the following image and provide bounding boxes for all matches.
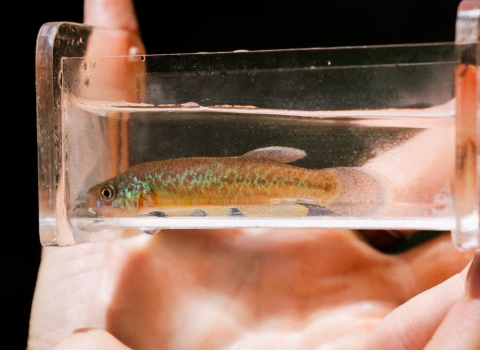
[87,146,392,218]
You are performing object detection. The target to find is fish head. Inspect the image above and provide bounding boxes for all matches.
[86,179,138,217]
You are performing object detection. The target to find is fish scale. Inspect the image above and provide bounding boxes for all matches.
[87,146,392,217]
[138,159,336,204]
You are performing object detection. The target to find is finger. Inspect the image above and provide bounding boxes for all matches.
[82,0,145,57]
[362,249,473,349]
[84,0,141,37]
[54,328,133,350]
[81,0,146,179]
[424,251,480,350]
[28,236,151,348]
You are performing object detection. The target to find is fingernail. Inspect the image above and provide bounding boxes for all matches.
[466,250,480,299]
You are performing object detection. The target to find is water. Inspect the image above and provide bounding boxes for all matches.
[64,102,456,242]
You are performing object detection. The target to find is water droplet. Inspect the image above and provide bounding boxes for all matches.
[327,60,331,65]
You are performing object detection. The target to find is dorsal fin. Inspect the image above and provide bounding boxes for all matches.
[241,146,306,163]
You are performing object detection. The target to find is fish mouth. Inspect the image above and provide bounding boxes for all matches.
[87,207,103,218]
[86,194,106,218]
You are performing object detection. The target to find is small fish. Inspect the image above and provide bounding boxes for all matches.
[86,146,392,218]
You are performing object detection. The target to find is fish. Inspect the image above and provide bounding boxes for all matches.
[86,146,392,218]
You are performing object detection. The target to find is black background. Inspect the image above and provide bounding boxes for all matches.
[7,0,461,348]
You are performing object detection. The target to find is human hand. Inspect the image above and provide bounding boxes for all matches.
[28,1,480,349]
[28,229,478,349]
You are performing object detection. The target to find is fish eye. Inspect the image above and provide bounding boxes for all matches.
[100,184,116,201]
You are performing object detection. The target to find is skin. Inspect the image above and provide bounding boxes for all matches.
[28,230,479,350]
[28,1,480,349]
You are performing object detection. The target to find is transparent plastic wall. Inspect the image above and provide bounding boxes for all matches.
[36,22,480,249]
[454,0,480,250]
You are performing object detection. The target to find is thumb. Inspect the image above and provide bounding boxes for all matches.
[424,250,480,349]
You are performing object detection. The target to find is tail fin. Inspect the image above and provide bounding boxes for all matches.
[324,167,393,216]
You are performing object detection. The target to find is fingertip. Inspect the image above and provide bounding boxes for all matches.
[83,0,146,57]
[54,329,132,350]
[84,0,141,37]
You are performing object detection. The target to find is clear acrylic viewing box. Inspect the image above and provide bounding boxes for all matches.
[36,22,480,249]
